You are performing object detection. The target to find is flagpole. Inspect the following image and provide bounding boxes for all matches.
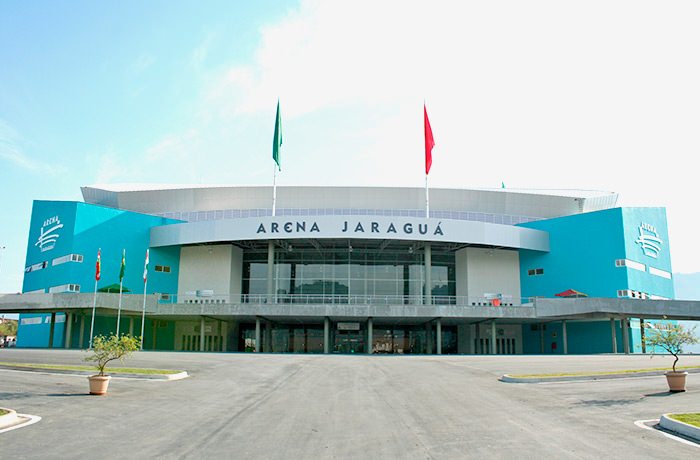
[89,278,97,349]
[140,277,147,350]
[272,164,278,217]
[116,278,123,336]
[425,174,430,218]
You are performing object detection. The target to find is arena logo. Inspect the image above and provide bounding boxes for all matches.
[635,222,662,259]
[341,220,444,236]
[256,221,321,234]
[35,215,64,252]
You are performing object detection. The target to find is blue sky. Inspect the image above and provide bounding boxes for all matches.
[2,0,700,295]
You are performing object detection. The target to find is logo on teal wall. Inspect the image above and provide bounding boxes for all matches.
[635,222,662,259]
[34,215,63,252]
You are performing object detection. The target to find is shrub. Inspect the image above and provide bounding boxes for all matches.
[85,334,140,376]
[643,323,699,372]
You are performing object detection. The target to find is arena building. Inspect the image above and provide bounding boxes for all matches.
[3,183,691,355]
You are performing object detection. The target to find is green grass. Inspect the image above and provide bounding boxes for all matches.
[0,361,180,375]
[0,409,8,416]
[669,413,700,428]
[509,365,700,379]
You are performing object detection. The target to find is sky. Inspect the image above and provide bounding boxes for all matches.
[1,0,700,296]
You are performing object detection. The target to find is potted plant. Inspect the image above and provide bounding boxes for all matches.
[85,334,140,395]
[643,323,699,392]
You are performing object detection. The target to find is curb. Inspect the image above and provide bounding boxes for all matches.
[500,368,700,383]
[659,414,700,442]
[0,408,18,429]
[0,364,188,380]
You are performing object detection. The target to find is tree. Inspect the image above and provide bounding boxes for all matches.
[85,334,140,376]
[0,319,18,337]
[643,323,699,372]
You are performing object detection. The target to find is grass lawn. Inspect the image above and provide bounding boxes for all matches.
[0,409,8,416]
[509,365,700,378]
[0,361,181,375]
[669,413,700,428]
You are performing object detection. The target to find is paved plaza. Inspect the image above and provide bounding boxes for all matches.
[2,350,700,459]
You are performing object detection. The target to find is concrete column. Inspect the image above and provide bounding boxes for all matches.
[267,241,275,304]
[323,317,330,354]
[265,321,273,353]
[255,318,261,353]
[152,321,157,350]
[640,319,646,353]
[491,320,497,355]
[64,312,73,349]
[562,320,568,355]
[436,318,442,355]
[200,317,206,352]
[610,318,618,354]
[218,320,223,352]
[621,316,630,354]
[78,314,85,349]
[367,317,373,354]
[129,317,134,338]
[475,323,480,354]
[48,312,56,348]
[539,323,545,354]
[424,244,432,305]
[426,322,433,354]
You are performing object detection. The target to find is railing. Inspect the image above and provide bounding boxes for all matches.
[152,293,534,307]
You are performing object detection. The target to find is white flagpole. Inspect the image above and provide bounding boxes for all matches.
[425,174,430,218]
[89,278,98,349]
[272,164,278,217]
[140,277,147,350]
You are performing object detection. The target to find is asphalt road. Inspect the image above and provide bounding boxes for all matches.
[2,350,700,459]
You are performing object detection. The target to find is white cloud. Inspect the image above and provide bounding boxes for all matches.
[0,120,65,175]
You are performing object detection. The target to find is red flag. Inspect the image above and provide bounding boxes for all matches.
[95,249,101,281]
[424,104,435,175]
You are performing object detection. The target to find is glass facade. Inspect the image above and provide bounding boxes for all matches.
[242,242,455,303]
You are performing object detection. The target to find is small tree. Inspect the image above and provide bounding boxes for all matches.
[643,323,699,372]
[85,334,140,376]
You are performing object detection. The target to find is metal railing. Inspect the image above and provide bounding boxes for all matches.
[152,293,534,307]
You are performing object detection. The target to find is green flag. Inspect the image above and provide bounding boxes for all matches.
[501,181,506,189]
[119,249,126,282]
[272,100,282,170]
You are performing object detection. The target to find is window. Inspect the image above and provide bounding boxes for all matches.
[617,289,648,299]
[155,265,171,273]
[527,268,544,276]
[52,253,84,266]
[48,284,80,293]
[614,259,645,272]
[25,261,48,273]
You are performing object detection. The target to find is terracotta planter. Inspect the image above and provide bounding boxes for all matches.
[665,371,688,393]
[88,375,112,395]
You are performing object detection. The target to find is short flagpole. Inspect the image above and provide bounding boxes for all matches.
[89,278,98,349]
[140,277,147,350]
[116,278,123,336]
[425,174,430,218]
[272,164,278,217]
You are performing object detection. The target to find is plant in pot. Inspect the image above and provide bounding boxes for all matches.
[643,323,699,392]
[85,334,140,395]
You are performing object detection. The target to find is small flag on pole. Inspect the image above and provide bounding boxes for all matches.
[119,249,126,282]
[143,249,149,283]
[501,181,506,189]
[424,104,435,175]
[95,249,101,281]
[272,100,282,171]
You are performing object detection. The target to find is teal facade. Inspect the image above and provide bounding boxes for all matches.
[517,207,674,354]
[18,200,181,348]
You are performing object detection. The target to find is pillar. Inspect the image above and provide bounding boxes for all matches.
[129,317,134,338]
[562,320,568,355]
[200,317,206,352]
[64,312,73,349]
[152,320,157,350]
[265,321,273,353]
[640,319,646,353]
[255,318,261,353]
[491,320,497,355]
[78,314,85,349]
[48,312,56,348]
[426,322,433,354]
[424,244,432,305]
[539,323,544,354]
[267,241,275,304]
[475,323,480,354]
[367,317,373,354]
[324,317,330,354]
[621,316,630,354]
[436,318,442,355]
[610,318,618,354]
[218,320,223,352]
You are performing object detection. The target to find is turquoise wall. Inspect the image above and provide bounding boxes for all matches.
[18,200,182,348]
